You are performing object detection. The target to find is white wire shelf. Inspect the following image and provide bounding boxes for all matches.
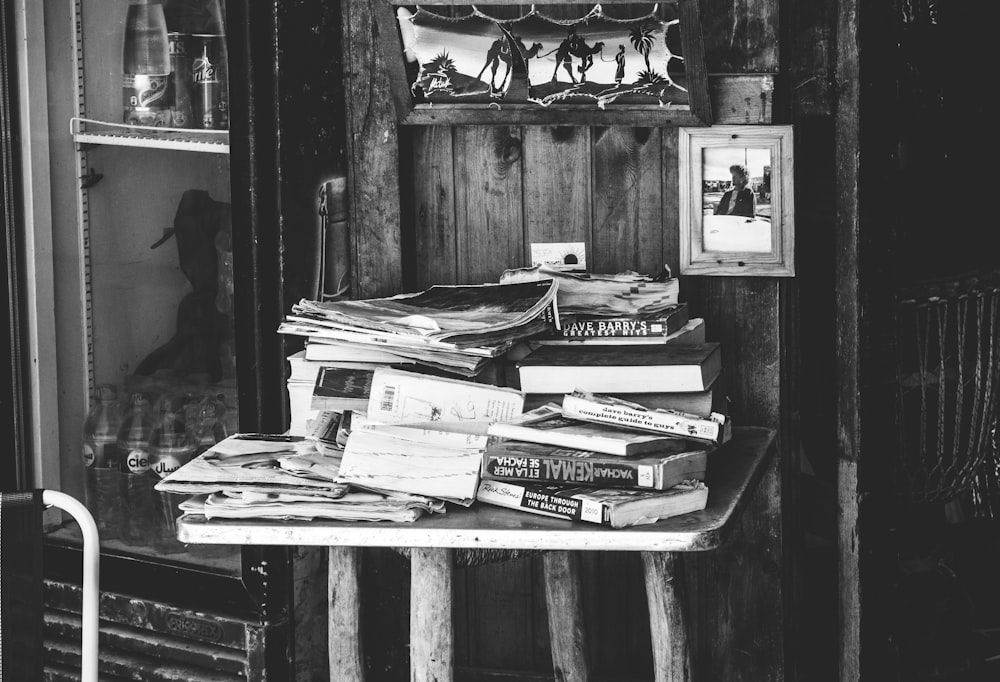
[71,117,230,154]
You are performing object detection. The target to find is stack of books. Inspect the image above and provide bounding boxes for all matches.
[475,402,713,528]
[278,279,558,434]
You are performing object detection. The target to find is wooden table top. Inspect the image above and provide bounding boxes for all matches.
[176,426,776,553]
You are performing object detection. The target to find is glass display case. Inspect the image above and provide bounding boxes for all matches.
[9,0,325,677]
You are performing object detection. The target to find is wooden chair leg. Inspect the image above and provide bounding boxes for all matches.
[543,550,592,681]
[641,551,692,682]
[328,546,365,681]
[410,547,455,682]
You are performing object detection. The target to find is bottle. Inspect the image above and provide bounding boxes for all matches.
[187,392,229,455]
[116,392,156,544]
[82,384,124,540]
[122,0,171,126]
[167,32,192,127]
[82,383,123,469]
[117,392,154,475]
[149,395,199,479]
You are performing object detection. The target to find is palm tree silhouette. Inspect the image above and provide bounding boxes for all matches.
[629,23,655,71]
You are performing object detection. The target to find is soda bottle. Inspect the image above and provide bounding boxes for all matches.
[82,383,122,469]
[149,394,199,479]
[122,0,171,126]
[167,32,192,127]
[187,392,229,455]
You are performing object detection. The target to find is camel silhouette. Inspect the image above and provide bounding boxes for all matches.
[476,36,544,94]
[550,31,605,84]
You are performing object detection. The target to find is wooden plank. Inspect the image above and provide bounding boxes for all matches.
[661,127,681,277]
[679,277,784,682]
[342,0,404,297]
[591,127,664,275]
[409,126,458,289]
[402,106,705,128]
[328,547,364,681]
[453,126,526,283]
[411,548,456,682]
[522,126,591,257]
[642,552,692,682]
[542,551,592,681]
[699,0,779,72]
[708,74,774,125]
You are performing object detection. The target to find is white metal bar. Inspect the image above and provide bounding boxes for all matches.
[43,491,100,682]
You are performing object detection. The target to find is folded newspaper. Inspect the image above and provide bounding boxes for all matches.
[179,490,446,522]
[155,433,351,498]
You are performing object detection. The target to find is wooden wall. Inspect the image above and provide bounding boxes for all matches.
[331,0,838,678]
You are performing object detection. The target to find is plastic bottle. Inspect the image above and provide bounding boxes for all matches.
[149,395,199,479]
[122,0,171,126]
[82,383,123,469]
[117,392,154,475]
[82,384,124,540]
[116,392,156,544]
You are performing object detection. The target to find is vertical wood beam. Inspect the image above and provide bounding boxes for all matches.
[411,547,455,682]
[642,551,692,682]
[543,551,592,682]
[328,546,364,681]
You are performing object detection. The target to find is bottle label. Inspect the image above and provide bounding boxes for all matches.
[192,57,219,84]
[126,448,151,474]
[124,73,170,108]
[150,450,186,478]
[83,443,96,467]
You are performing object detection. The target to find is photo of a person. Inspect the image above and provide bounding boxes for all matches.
[713,164,757,218]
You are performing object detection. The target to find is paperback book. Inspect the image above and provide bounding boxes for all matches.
[365,366,525,426]
[486,403,701,457]
[481,439,710,490]
[475,479,709,529]
[561,391,730,444]
[515,342,722,394]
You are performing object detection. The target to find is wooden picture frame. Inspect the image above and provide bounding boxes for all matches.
[678,125,795,276]
[387,0,712,127]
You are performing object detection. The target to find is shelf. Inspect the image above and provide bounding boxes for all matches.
[71,117,229,154]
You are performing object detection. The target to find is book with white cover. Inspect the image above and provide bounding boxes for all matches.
[561,391,730,444]
[364,366,524,425]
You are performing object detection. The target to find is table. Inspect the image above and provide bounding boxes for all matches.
[178,426,776,681]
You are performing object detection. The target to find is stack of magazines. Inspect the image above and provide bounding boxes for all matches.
[278,279,560,377]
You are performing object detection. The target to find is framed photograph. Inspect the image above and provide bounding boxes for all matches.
[678,125,794,276]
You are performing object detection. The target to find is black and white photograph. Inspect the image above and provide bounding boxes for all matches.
[5,1,997,682]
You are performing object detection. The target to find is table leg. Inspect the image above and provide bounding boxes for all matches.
[410,547,455,682]
[543,550,592,681]
[641,551,692,682]
[328,546,365,681]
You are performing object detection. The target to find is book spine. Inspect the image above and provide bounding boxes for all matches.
[547,312,685,338]
[562,395,723,443]
[482,452,660,488]
[475,480,608,525]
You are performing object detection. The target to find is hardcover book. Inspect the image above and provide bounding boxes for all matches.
[481,439,710,490]
[543,303,689,339]
[486,403,699,457]
[529,317,705,347]
[475,479,709,529]
[515,342,722,394]
[561,391,730,444]
[522,373,725,418]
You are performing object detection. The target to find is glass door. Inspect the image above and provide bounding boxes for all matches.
[25,0,241,570]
